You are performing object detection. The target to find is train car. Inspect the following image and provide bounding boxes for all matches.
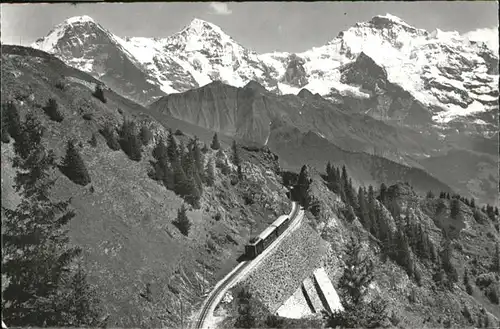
[245,237,262,259]
[272,215,290,236]
[245,211,294,259]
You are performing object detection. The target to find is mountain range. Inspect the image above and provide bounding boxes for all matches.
[32,14,499,136]
[29,14,499,206]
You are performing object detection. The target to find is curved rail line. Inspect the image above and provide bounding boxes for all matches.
[194,201,301,329]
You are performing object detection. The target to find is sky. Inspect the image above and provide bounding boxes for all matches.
[1,1,498,53]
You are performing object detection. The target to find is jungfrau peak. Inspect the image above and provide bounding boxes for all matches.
[32,14,498,135]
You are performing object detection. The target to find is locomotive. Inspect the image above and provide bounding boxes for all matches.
[244,214,291,259]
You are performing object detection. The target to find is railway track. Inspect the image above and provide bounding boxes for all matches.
[194,201,301,329]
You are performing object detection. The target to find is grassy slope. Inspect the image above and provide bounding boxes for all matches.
[1,45,290,327]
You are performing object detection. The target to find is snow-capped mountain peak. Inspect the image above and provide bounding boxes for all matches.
[32,14,498,135]
[33,15,106,54]
[65,15,96,25]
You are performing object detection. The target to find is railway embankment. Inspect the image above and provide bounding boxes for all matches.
[236,220,329,313]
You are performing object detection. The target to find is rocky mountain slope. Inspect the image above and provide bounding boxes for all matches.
[148,80,500,206]
[1,45,290,327]
[32,14,498,136]
[219,167,500,329]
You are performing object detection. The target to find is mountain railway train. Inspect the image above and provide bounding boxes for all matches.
[244,214,291,259]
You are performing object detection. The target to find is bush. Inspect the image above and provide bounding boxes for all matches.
[89,133,98,147]
[174,129,184,136]
[92,84,106,103]
[476,273,496,289]
[214,212,222,221]
[99,123,120,151]
[43,98,64,122]
[486,285,499,304]
[55,79,66,90]
[466,282,473,295]
[82,113,93,121]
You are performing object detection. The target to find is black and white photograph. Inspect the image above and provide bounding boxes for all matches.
[1,1,499,328]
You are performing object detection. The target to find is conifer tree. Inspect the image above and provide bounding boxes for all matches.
[192,138,204,174]
[173,204,191,236]
[234,288,256,328]
[99,122,120,150]
[2,113,102,327]
[327,236,388,328]
[43,98,64,122]
[470,198,476,208]
[119,119,142,161]
[380,183,388,204]
[60,139,91,186]
[166,129,179,163]
[1,118,10,143]
[441,240,458,284]
[92,84,106,103]
[450,198,460,219]
[357,186,369,228]
[231,140,241,167]
[205,158,216,186]
[210,132,220,150]
[341,165,349,192]
[296,165,311,206]
[426,190,435,199]
[493,243,500,274]
[139,125,153,146]
[3,101,22,141]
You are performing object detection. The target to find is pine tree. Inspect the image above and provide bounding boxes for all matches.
[166,129,179,163]
[426,190,435,199]
[470,198,476,208]
[139,125,153,146]
[380,183,388,204]
[173,204,191,236]
[210,132,221,150]
[450,198,460,219]
[327,236,388,328]
[60,139,91,186]
[357,187,369,229]
[234,288,256,328]
[64,263,104,327]
[205,158,216,186]
[3,101,22,141]
[231,140,241,167]
[341,165,349,192]
[441,240,458,284]
[43,98,64,122]
[296,165,311,206]
[119,119,142,161]
[92,84,106,103]
[493,243,500,274]
[1,117,10,143]
[192,138,204,176]
[2,113,101,326]
[99,122,120,150]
